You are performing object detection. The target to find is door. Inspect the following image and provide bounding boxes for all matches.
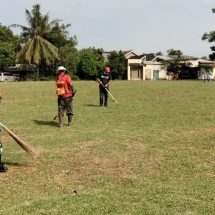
[131,67,142,80]
[153,70,159,80]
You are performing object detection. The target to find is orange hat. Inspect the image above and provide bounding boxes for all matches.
[105,67,110,73]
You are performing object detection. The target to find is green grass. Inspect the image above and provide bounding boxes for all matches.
[0,80,214,215]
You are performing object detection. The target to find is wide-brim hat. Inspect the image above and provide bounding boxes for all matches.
[56,66,66,73]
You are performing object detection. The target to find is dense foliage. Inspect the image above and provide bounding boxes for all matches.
[77,48,105,80]
[166,49,183,74]
[1,4,130,80]
[202,8,215,60]
[58,41,79,79]
[0,25,20,70]
[0,41,16,70]
[107,51,127,80]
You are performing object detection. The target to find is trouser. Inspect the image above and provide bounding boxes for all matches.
[0,137,2,163]
[99,85,108,106]
[58,96,73,125]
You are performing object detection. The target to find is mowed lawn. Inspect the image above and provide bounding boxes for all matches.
[0,80,214,215]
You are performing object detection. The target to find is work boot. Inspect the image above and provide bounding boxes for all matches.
[68,114,73,126]
[58,114,63,127]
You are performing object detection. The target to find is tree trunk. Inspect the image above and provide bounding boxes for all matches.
[36,65,39,80]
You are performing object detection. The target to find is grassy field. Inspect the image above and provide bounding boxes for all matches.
[0,80,214,215]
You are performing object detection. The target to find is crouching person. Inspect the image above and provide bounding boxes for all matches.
[56,66,76,127]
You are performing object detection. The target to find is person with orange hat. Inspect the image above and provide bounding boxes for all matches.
[97,67,112,107]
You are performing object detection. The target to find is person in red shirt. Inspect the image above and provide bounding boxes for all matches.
[56,66,76,127]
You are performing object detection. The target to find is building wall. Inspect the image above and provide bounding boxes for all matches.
[125,52,138,59]
[127,58,143,80]
[144,69,151,80]
[102,52,110,62]
[213,67,215,79]
[185,59,199,67]
[128,62,167,80]
[159,68,168,79]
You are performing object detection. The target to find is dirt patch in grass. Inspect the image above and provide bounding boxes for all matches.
[40,140,135,174]
[13,140,149,188]
[184,127,215,138]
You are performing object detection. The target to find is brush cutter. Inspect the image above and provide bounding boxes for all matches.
[0,122,37,157]
[97,79,118,104]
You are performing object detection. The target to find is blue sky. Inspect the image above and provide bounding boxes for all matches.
[0,0,214,57]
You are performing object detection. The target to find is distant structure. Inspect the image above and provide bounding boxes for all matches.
[127,53,215,80]
[102,50,138,62]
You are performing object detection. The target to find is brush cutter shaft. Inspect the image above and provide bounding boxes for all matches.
[97,79,118,104]
[104,87,118,104]
[0,122,35,156]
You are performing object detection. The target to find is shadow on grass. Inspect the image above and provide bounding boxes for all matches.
[32,119,58,127]
[83,104,100,107]
[2,161,26,167]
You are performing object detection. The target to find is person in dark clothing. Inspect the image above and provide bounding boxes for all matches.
[97,67,112,107]
[0,92,2,103]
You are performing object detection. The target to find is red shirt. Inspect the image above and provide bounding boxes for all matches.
[57,72,72,98]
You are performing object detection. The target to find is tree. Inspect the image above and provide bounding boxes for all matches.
[78,48,105,80]
[58,41,79,79]
[0,25,18,70]
[46,23,76,48]
[161,49,184,79]
[167,49,183,56]
[108,51,127,80]
[156,51,163,56]
[202,8,215,60]
[0,41,16,70]
[11,4,59,75]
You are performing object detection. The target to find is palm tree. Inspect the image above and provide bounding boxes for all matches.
[12,4,59,77]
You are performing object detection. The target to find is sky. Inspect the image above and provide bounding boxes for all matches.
[0,0,215,58]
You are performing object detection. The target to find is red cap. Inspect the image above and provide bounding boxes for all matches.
[105,67,110,73]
